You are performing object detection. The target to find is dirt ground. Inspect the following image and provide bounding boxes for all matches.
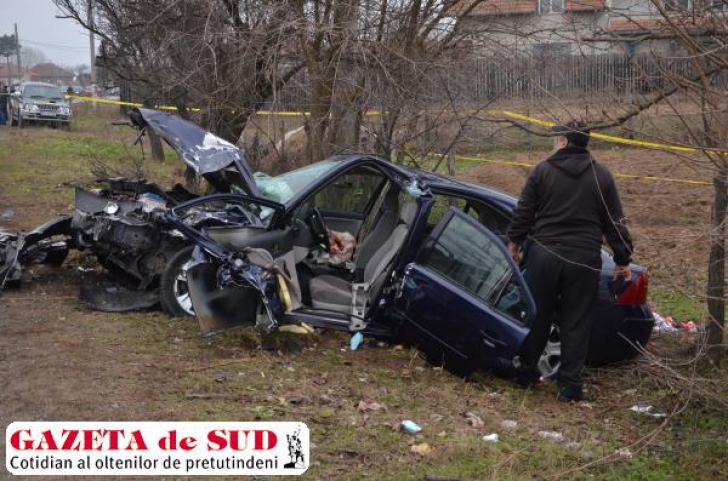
[0,117,726,480]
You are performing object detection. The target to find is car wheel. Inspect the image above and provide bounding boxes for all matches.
[10,109,17,126]
[537,325,561,379]
[159,246,195,318]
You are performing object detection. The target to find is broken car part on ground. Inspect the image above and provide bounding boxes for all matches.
[0,108,655,378]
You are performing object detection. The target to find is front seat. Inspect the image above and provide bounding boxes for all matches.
[309,201,418,315]
[354,187,400,269]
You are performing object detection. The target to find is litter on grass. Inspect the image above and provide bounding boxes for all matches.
[410,443,434,455]
[400,420,422,434]
[357,400,386,412]
[630,401,667,419]
[538,431,564,442]
[464,412,485,429]
[482,433,500,443]
[350,332,364,350]
[652,312,697,332]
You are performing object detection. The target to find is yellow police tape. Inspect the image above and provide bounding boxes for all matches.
[450,154,711,186]
[65,93,721,166]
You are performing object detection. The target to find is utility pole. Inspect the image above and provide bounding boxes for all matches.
[88,0,97,107]
[14,23,21,81]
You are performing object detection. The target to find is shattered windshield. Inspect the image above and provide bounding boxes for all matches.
[254,160,340,204]
[23,85,64,100]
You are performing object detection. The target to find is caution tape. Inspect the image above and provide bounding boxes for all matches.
[66,94,723,156]
[487,109,716,154]
[65,94,200,112]
[450,154,711,186]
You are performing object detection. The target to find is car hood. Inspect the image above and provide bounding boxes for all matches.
[131,108,260,196]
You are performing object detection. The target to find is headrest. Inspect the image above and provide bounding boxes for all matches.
[399,201,418,226]
[382,187,399,211]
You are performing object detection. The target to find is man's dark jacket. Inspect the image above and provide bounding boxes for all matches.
[507,146,633,266]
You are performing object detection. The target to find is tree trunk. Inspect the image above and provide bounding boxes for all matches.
[706,170,727,366]
[147,127,165,162]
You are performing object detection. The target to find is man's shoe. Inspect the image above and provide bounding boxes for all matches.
[514,370,540,391]
[557,390,594,403]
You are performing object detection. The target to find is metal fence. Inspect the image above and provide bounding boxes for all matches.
[270,54,727,109]
[120,53,728,111]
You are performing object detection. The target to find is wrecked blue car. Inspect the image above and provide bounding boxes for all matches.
[156,116,653,376]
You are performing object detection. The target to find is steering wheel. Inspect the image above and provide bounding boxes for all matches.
[307,207,331,253]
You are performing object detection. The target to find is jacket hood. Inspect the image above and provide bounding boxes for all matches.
[546,146,593,178]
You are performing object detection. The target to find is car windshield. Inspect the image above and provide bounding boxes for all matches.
[254,160,340,204]
[23,85,63,99]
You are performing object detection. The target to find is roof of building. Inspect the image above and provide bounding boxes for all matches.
[448,0,604,16]
[28,63,74,79]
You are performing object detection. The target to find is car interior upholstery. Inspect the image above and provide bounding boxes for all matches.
[307,200,418,315]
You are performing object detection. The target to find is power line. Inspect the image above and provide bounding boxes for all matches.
[19,38,87,51]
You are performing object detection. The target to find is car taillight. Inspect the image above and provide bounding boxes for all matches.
[616,270,648,305]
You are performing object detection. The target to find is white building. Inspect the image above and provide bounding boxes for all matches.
[454,0,725,57]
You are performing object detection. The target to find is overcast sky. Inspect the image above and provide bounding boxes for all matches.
[0,0,91,67]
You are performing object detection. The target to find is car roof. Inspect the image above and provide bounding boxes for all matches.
[399,164,518,209]
[21,82,61,88]
[312,154,518,210]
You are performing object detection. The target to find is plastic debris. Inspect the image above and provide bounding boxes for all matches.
[0,208,15,220]
[630,402,667,419]
[350,332,364,350]
[653,312,698,332]
[538,431,564,442]
[410,443,433,456]
[501,420,518,430]
[616,448,634,459]
[357,400,386,412]
[279,324,311,335]
[482,433,500,443]
[400,420,423,434]
[464,412,485,429]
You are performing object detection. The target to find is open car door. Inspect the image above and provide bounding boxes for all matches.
[393,208,535,372]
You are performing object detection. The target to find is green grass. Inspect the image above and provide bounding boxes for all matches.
[650,287,707,322]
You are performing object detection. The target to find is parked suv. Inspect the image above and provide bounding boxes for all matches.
[9,82,72,129]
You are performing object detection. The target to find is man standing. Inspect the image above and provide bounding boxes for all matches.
[507,123,633,402]
[0,85,8,125]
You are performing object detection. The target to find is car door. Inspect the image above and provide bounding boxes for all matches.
[392,207,535,371]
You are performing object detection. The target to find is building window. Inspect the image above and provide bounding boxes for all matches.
[664,0,691,11]
[539,0,565,14]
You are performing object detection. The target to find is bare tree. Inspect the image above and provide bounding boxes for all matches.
[289,0,488,161]
[54,0,303,143]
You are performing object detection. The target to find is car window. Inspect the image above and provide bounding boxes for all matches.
[23,85,64,99]
[254,160,341,204]
[304,167,386,216]
[426,194,477,228]
[417,213,529,323]
[427,193,510,241]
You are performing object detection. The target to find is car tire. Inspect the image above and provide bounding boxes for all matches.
[10,109,17,126]
[159,246,195,318]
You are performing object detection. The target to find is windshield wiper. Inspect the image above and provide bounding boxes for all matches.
[29,95,46,99]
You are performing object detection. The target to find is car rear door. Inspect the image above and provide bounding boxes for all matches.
[392,208,534,371]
